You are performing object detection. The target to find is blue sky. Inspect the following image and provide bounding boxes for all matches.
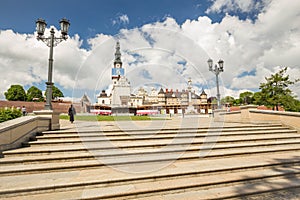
[1,1,206,36]
[0,0,299,101]
[0,0,259,47]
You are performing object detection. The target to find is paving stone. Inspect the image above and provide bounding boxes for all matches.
[0,118,300,199]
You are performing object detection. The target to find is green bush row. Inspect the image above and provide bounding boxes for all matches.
[0,108,22,123]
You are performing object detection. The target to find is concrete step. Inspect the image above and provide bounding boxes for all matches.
[39,125,290,136]
[5,137,300,157]
[61,174,300,200]
[225,187,300,200]
[36,128,296,140]
[40,124,284,135]
[134,176,300,200]
[25,132,300,147]
[0,150,299,190]
[1,123,299,199]
[2,140,300,165]
[1,144,300,175]
[1,158,300,199]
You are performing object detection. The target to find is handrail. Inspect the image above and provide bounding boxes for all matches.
[0,116,51,155]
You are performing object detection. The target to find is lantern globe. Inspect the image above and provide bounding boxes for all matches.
[207,58,213,71]
[218,59,224,69]
[60,18,70,36]
[36,18,47,36]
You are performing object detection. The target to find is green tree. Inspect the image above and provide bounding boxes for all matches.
[4,85,26,101]
[233,98,242,106]
[45,85,64,100]
[280,94,300,112]
[252,91,264,105]
[259,67,299,111]
[26,86,44,102]
[239,91,254,105]
[221,96,235,105]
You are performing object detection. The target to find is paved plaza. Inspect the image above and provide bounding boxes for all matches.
[1,116,300,199]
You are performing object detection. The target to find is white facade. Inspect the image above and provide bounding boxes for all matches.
[111,76,131,107]
[146,88,159,104]
[95,42,210,114]
[97,90,111,105]
[110,42,131,108]
[130,95,143,107]
[97,96,110,105]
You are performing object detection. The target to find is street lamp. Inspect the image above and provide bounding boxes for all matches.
[36,18,70,110]
[208,58,224,109]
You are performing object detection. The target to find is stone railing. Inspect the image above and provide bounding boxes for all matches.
[214,105,300,132]
[0,116,51,155]
[248,109,300,131]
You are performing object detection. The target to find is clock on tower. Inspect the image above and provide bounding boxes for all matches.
[112,41,125,79]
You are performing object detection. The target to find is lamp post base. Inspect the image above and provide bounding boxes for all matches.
[33,110,60,130]
[45,82,54,110]
[44,104,52,110]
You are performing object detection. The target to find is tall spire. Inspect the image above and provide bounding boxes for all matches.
[114,41,122,64]
[187,77,192,91]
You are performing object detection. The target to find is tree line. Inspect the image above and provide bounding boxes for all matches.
[221,67,300,112]
[3,67,299,112]
[4,85,64,102]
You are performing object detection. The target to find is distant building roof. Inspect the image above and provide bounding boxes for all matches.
[158,88,165,94]
[81,94,91,103]
[164,90,200,99]
[99,90,108,97]
[200,90,207,96]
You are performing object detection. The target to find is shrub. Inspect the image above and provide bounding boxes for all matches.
[0,108,22,123]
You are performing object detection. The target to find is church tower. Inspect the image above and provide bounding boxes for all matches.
[111,41,131,108]
[112,41,124,80]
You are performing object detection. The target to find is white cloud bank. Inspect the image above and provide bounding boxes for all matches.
[0,0,299,101]
[112,14,130,26]
[206,0,269,13]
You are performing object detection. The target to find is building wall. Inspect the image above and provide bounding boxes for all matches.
[111,85,131,107]
[158,93,166,105]
[97,97,110,105]
[130,96,143,107]
[94,86,212,114]
[0,100,81,114]
[166,97,180,105]
[145,88,158,104]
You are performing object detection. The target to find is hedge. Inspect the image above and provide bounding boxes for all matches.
[0,108,22,123]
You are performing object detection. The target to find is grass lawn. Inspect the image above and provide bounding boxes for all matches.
[60,114,168,121]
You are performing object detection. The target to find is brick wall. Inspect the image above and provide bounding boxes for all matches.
[0,100,82,114]
[229,105,284,112]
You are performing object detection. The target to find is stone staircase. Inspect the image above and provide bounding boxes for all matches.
[1,122,300,199]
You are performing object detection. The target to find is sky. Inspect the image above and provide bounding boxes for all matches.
[0,0,299,103]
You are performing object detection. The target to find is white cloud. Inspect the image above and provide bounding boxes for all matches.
[0,28,88,99]
[112,14,130,26]
[119,14,129,24]
[182,0,300,98]
[206,0,268,14]
[0,0,299,101]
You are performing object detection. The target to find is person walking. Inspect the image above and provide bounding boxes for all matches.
[21,106,27,116]
[68,104,76,123]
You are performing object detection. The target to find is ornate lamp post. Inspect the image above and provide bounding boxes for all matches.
[207,58,224,109]
[36,18,70,110]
